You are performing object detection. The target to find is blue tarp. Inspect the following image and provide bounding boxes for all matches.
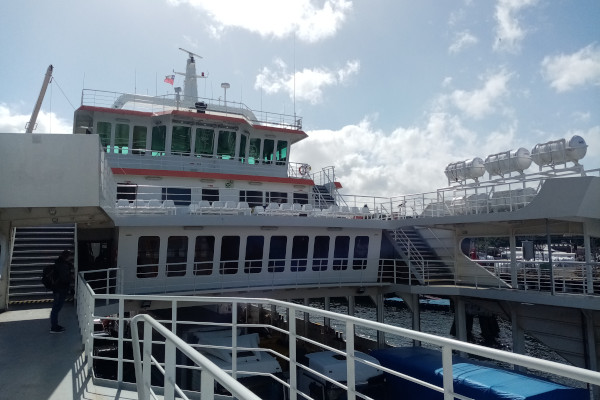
[370,347,588,400]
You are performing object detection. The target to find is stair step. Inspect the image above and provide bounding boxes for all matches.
[8,224,75,304]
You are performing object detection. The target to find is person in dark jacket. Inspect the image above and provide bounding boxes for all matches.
[50,250,73,333]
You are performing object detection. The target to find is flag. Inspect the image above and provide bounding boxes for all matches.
[164,74,175,85]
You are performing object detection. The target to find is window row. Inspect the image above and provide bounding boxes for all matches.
[96,121,288,164]
[118,186,309,208]
[136,235,370,278]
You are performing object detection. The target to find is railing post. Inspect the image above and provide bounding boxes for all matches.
[117,298,124,383]
[232,301,238,381]
[142,321,152,398]
[441,346,455,400]
[164,339,176,400]
[345,320,356,400]
[200,371,215,400]
[288,306,298,400]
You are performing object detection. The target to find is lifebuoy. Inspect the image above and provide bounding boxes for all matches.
[299,164,311,176]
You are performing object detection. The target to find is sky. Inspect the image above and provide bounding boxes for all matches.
[1,0,599,197]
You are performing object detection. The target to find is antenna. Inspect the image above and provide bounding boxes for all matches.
[221,82,230,109]
[179,47,203,60]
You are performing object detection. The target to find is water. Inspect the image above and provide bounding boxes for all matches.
[303,298,585,388]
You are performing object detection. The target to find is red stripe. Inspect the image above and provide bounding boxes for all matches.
[78,105,153,117]
[112,168,316,185]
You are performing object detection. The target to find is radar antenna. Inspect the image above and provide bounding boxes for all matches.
[178,47,203,61]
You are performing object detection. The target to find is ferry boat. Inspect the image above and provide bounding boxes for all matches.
[0,50,599,399]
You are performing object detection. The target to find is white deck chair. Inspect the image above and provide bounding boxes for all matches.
[301,204,314,216]
[212,201,225,213]
[163,200,176,215]
[116,199,133,214]
[266,203,280,215]
[279,203,293,214]
[224,201,238,214]
[198,200,212,214]
[253,205,265,215]
[292,203,303,215]
[237,201,251,215]
[134,199,149,213]
[148,199,164,213]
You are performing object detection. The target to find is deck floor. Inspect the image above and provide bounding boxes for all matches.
[0,302,137,400]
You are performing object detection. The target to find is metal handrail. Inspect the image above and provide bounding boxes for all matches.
[77,280,600,400]
[131,313,261,400]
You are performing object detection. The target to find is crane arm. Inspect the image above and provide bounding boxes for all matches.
[26,65,53,133]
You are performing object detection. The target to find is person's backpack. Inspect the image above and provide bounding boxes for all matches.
[41,264,58,290]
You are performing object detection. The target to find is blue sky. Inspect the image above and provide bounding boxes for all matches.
[0,0,598,196]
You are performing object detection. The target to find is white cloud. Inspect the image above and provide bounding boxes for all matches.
[449,30,478,54]
[168,0,353,42]
[0,104,72,134]
[541,44,600,92]
[290,114,486,196]
[290,113,595,198]
[439,69,513,119]
[255,59,360,104]
[493,0,537,53]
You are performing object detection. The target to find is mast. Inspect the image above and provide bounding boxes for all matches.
[26,65,53,133]
[174,48,205,107]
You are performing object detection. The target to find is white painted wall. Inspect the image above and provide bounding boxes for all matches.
[0,133,102,208]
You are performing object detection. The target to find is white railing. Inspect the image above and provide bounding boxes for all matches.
[131,314,261,400]
[81,89,302,130]
[474,259,600,295]
[105,167,598,222]
[77,274,600,400]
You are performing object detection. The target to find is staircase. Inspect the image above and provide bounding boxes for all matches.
[312,185,336,209]
[7,225,76,305]
[385,227,455,285]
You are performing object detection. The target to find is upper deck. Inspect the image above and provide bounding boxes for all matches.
[73,89,311,185]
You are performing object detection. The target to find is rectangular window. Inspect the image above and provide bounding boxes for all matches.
[132,126,147,155]
[151,125,166,156]
[220,236,239,275]
[249,138,261,164]
[263,139,274,164]
[293,193,308,205]
[171,126,191,155]
[114,123,130,154]
[268,236,287,273]
[137,236,159,278]
[276,140,288,165]
[291,236,309,272]
[240,190,263,208]
[217,130,236,159]
[117,183,137,201]
[167,236,188,277]
[266,192,288,204]
[194,236,214,275]
[97,122,111,151]
[195,128,215,157]
[333,236,350,270]
[162,187,191,206]
[244,236,264,273]
[202,189,220,204]
[353,236,369,270]
[312,236,329,271]
[239,134,247,163]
